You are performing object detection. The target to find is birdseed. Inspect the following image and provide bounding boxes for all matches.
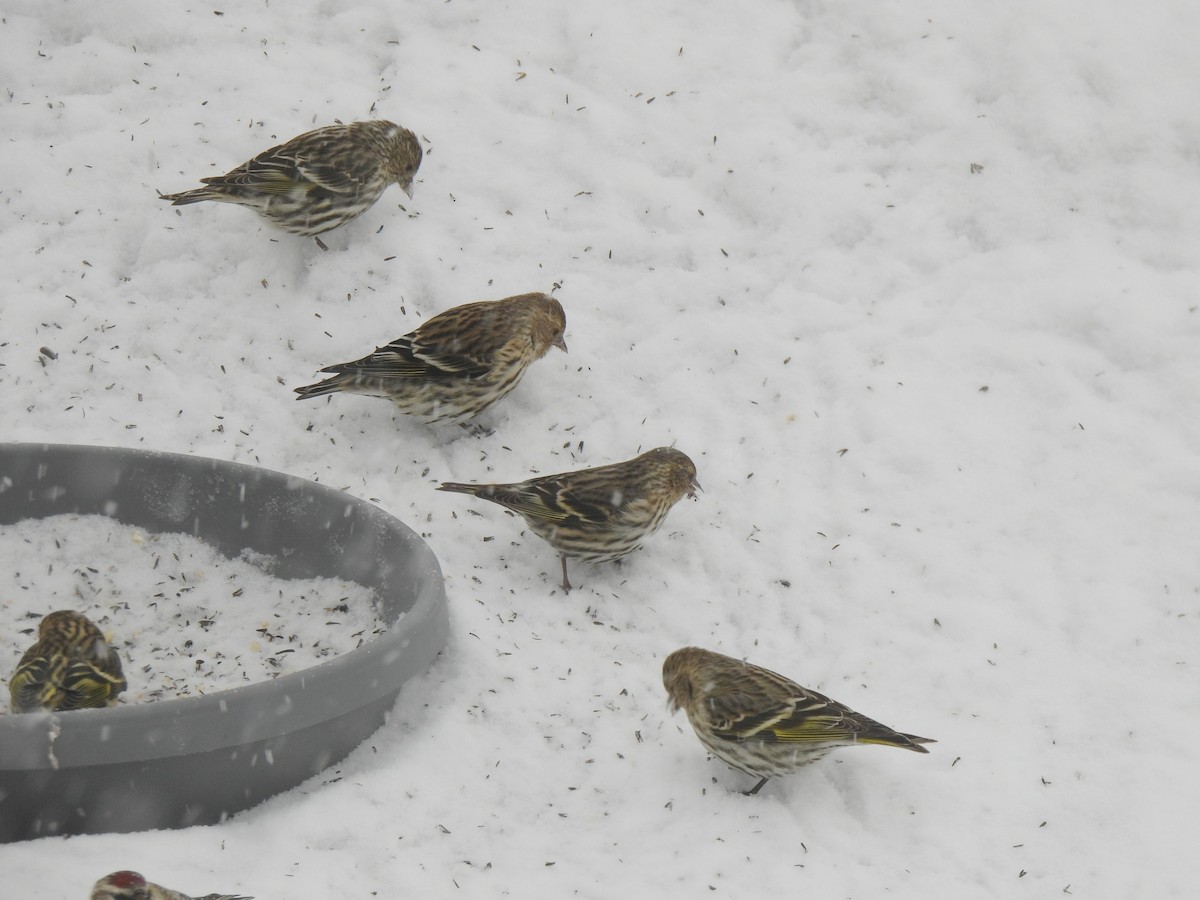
[0,514,387,710]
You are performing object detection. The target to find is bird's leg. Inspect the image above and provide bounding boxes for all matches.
[314,235,329,251]
[560,555,573,593]
[743,776,769,796]
[457,421,495,438]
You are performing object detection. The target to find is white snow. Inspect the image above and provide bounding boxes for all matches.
[2,0,1199,897]
[0,515,385,703]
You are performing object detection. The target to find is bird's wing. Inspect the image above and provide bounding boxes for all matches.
[7,657,48,711]
[323,335,491,380]
[477,481,575,523]
[749,695,863,744]
[202,148,308,194]
[405,332,497,377]
[553,479,627,524]
[58,661,126,710]
[290,148,373,195]
[201,135,370,196]
[486,474,625,525]
[708,683,858,744]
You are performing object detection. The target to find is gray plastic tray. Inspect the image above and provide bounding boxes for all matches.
[0,443,448,843]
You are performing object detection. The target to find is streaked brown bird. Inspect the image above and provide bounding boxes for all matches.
[159,120,422,248]
[91,870,251,900]
[8,610,128,713]
[662,646,934,795]
[294,292,567,425]
[437,447,699,591]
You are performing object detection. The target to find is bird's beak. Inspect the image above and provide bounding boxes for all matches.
[689,478,702,499]
[403,183,415,200]
[554,336,568,353]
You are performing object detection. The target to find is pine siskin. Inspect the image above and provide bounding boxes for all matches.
[8,610,127,713]
[91,870,251,900]
[294,293,567,425]
[662,646,935,795]
[159,120,422,248]
[437,447,699,591]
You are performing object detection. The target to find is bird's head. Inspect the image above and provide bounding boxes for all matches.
[386,126,423,199]
[91,871,150,900]
[645,447,701,501]
[662,647,703,713]
[534,293,569,355]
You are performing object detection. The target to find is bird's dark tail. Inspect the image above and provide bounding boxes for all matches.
[293,377,344,400]
[861,732,936,753]
[158,187,220,206]
[436,482,484,496]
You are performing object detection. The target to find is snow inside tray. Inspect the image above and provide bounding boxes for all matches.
[1,514,389,708]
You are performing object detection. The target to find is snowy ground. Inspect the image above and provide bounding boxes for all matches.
[3,0,1199,897]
